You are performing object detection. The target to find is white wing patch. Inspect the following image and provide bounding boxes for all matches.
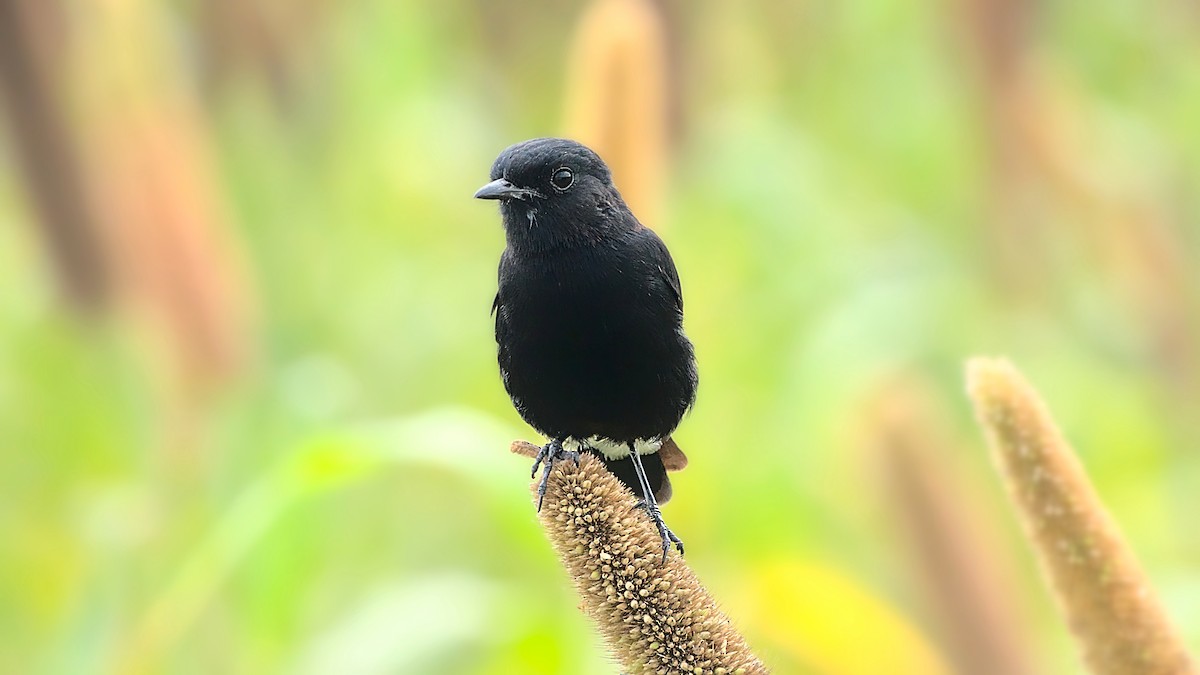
[562,436,663,461]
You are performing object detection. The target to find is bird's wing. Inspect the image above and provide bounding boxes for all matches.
[637,229,696,455]
[655,247,684,315]
[659,262,683,314]
[634,227,684,315]
[493,250,512,344]
[659,436,688,472]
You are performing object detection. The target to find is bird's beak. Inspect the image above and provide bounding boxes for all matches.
[474,178,530,201]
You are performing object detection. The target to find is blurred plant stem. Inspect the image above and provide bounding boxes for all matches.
[956,0,1042,297]
[956,0,1200,541]
[73,0,255,389]
[512,441,768,675]
[563,0,674,228]
[193,0,330,106]
[1011,75,1200,479]
[967,358,1197,675]
[1,0,256,396]
[0,0,113,310]
[864,373,1040,675]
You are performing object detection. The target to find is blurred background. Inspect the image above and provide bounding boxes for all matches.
[1,0,1198,672]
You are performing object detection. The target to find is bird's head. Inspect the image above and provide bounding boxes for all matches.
[475,138,631,252]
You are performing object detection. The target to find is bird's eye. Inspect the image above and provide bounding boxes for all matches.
[551,167,574,191]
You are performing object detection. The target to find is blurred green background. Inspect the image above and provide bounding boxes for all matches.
[1,0,1199,673]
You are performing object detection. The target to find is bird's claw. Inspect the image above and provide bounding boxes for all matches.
[530,443,550,479]
[532,439,579,512]
[640,501,684,564]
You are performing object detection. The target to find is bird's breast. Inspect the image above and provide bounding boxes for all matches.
[496,243,695,441]
[507,251,670,341]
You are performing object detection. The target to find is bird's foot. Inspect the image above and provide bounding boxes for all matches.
[530,442,551,479]
[640,501,684,564]
[532,438,579,512]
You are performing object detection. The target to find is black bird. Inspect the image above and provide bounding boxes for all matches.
[476,138,697,562]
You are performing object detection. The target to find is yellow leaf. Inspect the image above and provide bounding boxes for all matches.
[736,559,951,675]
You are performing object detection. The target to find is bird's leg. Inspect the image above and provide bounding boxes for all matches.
[530,442,551,479]
[628,444,684,564]
[533,437,579,512]
[533,438,560,512]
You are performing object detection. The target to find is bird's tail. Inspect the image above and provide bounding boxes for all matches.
[596,450,673,504]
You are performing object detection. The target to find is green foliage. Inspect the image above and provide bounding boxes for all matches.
[1,0,1198,672]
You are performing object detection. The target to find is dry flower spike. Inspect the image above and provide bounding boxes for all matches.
[966,358,1197,675]
[512,441,768,675]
